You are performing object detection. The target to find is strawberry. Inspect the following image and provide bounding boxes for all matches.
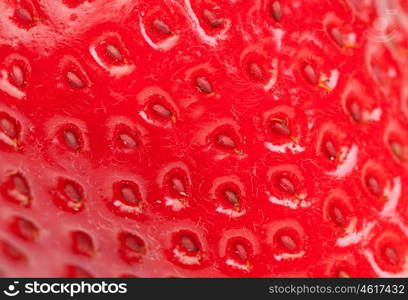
[0,0,408,278]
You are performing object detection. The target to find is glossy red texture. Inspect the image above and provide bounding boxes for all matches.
[0,0,408,277]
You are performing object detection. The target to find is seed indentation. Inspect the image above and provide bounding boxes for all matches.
[329,205,346,227]
[216,133,236,149]
[349,101,361,123]
[383,246,399,265]
[10,65,25,87]
[270,119,291,136]
[233,242,248,262]
[323,139,337,160]
[124,233,145,252]
[202,9,223,28]
[72,231,94,257]
[196,76,213,94]
[180,234,199,253]
[172,177,187,196]
[0,117,18,139]
[13,174,30,198]
[105,44,123,62]
[118,132,138,149]
[247,62,265,81]
[13,217,38,241]
[278,177,296,195]
[279,234,297,251]
[152,103,173,119]
[223,189,240,209]
[390,141,403,159]
[303,64,318,85]
[2,241,26,262]
[63,130,80,151]
[270,1,282,22]
[119,232,146,263]
[16,6,33,23]
[66,71,85,89]
[152,19,172,35]
[65,183,81,202]
[57,180,84,212]
[329,27,344,47]
[120,185,140,205]
[366,176,381,196]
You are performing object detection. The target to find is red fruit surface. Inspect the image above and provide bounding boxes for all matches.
[0,0,408,278]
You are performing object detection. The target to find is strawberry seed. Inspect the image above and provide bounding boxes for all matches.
[196,76,213,94]
[279,234,297,251]
[278,177,296,195]
[270,1,282,22]
[152,19,172,35]
[10,65,25,87]
[203,9,223,28]
[105,44,123,62]
[66,71,85,89]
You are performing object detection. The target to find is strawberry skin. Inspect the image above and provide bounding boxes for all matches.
[0,0,408,278]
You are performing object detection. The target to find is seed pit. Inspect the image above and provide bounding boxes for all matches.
[16,6,33,23]
[279,234,298,252]
[56,179,84,212]
[389,140,403,160]
[10,65,25,87]
[270,119,291,136]
[12,217,38,241]
[1,241,26,262]
[152,19,172,35]
[180,234,199,254]
[270,1,282,22]
[366,176,381,196]
[322,139,337,160]
[62,129,81,151]
[383,246,399,265]
[329,205,346,227]
[202,9,223,28]
[196,76,213,94]
[66,71,85,89]
[0,116,19,139]
[151,103,173,119]
[105,44,123,62]
[124,233,145,252]
[348,101,361,123]
[72,231,94,257]
[114,124,139,150]
[216,133,237,150]
[13,174,30,195]
[329,27,344,47]
[229,240,249,263]
[171,176,187,197]
[247,62,265,81]
[223,189,240,209]
[119,183,141,206]
[118,132,138,149]
[119,232,146,263]
[121,187,138,205]
[64,182,82,202]
[277,176,296,195]
[303,64,318,85]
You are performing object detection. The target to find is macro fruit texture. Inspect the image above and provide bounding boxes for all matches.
[0,0,408,278]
